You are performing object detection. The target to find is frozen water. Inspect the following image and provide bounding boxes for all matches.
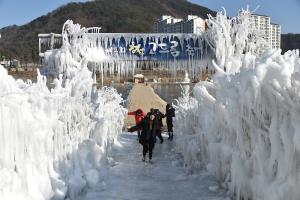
[0,62,126,200]
[41,20,213,80]
[174,7,300,200]
[205,7,265,74]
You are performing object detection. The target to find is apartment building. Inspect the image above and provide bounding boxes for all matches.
[154,15,205,34]
[250,14,281,49]
[270,23,281,49]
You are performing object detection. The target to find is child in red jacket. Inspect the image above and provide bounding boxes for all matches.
[128,109,146,139]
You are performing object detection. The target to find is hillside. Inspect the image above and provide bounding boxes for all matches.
[0,0,215,63]
[281,34,300,53]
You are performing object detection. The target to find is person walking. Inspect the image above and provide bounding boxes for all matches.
[153,109,164,144]
[128,113,157,162]
[164,104,175,140]
[128,109,146,139]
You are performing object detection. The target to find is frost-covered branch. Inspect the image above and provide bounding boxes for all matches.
[44,20,107,77]
[0,63,127,200]
[176,27,300,200]
[205,7,265,74]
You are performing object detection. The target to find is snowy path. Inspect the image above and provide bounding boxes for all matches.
[77,133,232,200]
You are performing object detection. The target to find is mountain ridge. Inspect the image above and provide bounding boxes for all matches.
[281,33,300,53]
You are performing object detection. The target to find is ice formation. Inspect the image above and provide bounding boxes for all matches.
[183,71,191,83]
[0,21,126,199]
[40,21,214,80]
[205,7,265,74]
[174,8,300,200]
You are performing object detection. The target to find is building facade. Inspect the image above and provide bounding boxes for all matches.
[154,15,205,34]
[270,23,281,49]
[250,14,281,49]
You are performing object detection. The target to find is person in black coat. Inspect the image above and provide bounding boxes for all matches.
[128,113,158,162]
[164,104,175,140]
[153,109,164,144]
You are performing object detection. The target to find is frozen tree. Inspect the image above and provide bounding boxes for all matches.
[205,7,265,74]
[0,19,127,200]
[175,6,300,200]
[43,20,107,78]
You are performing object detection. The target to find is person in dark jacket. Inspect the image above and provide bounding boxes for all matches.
[153,109,164,144]
[128,113,158,162]
[164,104,175,140]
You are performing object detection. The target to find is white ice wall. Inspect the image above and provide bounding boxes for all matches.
[174,49,300,200]
[0,64,126,200]
[174,7,300,200]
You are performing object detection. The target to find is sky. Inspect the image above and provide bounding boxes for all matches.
[0,0,299,33]
[190,0,300,33]
[0,0,86,28]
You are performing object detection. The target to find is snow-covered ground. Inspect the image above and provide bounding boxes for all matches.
[77,132,232,200]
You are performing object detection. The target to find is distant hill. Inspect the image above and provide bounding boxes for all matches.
[281,34,300,53]
[0,0,216,63]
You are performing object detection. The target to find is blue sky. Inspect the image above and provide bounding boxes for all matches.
[0,0,86,28]
[190,0,300,33]
[0,0,299,33]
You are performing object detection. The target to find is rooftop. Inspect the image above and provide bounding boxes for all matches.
[251,13,270,18]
